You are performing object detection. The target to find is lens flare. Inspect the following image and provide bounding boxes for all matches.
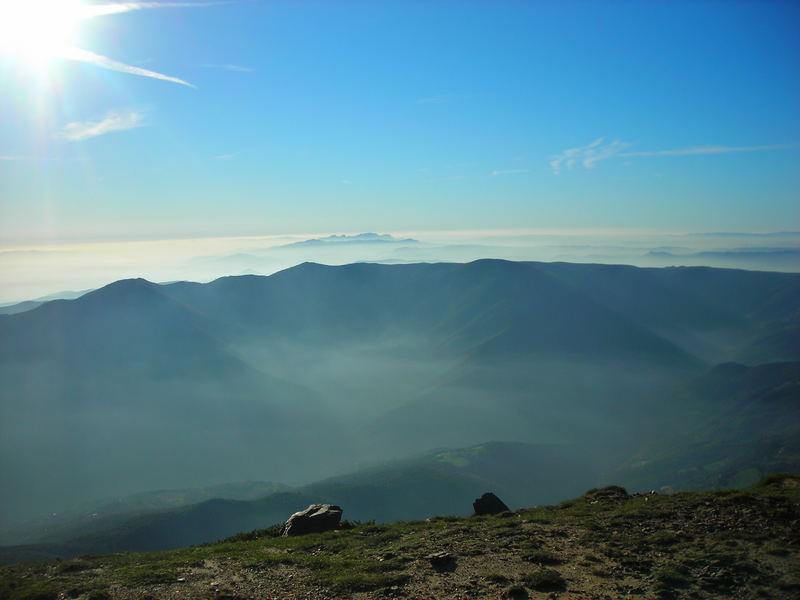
[0,1,194,85]
[0,0,88,69]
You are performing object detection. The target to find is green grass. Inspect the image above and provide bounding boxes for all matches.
[652,563,692,589]
[0,521,423,599]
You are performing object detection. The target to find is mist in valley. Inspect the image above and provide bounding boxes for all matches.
[2,230,798,307]
[0,0,798,587]
[1,256,797,552]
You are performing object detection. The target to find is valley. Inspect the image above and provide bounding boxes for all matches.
[0,259,797,564]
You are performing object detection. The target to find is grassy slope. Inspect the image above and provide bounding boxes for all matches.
[2,474,798,600]
[0,442,598,561]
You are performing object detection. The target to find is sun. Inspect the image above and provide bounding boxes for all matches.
[0,0,88,69]
[0,0,195,86]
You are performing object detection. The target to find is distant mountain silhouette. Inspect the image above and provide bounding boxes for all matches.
[0,288,92,315]
[0,300,43,315]
[156,259,797,362]
[686,231,800,238]
[643,248,800,272]
[281,232,418,247]
[0,481,289,546]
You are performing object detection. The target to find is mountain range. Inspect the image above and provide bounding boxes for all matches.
[0,259,797,553]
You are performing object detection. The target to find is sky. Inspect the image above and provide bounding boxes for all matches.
[1,0,798,246]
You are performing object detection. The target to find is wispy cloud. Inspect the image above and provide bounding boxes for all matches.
[49,1,227,87]
[60,47,195,87]
[621,144,795,157]
[491,169,529,177]
[62,110,145,141]
[550,138,629,174]
[201,63,254,72]
[550,139,795,174]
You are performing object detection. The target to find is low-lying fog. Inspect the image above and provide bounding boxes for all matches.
[0,230,797,537]
[2,229,798,305]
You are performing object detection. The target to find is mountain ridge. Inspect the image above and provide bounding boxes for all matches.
[1,259,797,535]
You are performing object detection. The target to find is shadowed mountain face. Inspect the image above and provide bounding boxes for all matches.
[0,260,798,532]
[609,361,800,492]
[0,481,290,548]
[0,279,344,527]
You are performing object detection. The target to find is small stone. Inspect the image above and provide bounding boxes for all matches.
[426,551,456,571]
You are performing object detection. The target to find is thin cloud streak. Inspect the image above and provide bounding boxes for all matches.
[59,47,196,87]
[551,140,796,173]
[621,144,795,157]
[83,2,224,18]
[54,1,227,86]
[62,110,145,141]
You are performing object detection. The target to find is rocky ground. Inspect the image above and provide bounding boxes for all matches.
[2,474,799,600]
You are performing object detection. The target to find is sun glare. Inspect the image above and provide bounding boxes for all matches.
[0,0,87,68]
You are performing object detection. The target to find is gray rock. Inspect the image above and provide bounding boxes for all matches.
[425,551,456,571]
[473,492,510,515]
[281,503,343,536]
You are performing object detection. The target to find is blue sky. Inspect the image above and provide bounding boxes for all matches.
[1,0,798,244]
